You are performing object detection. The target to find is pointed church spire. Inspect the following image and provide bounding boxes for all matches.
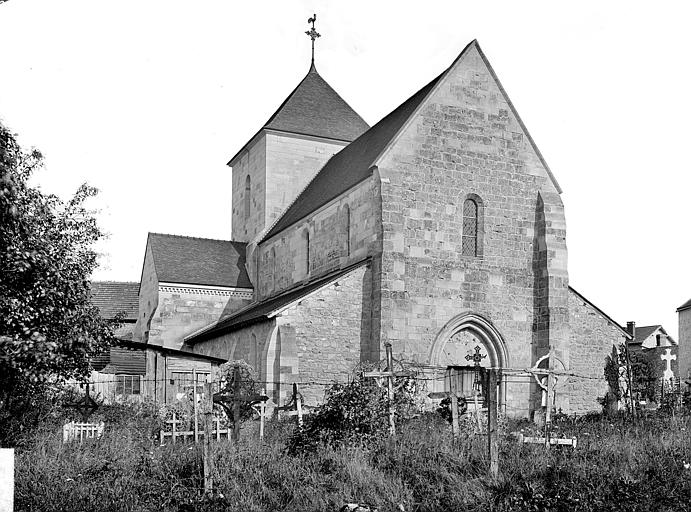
[305,13,320,69]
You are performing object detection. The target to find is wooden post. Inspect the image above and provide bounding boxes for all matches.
[449,373,460,443]
[294,383,303,429]
[172,412,177,445]
[232,366,241,444]
[545,353,555,428]
[215,417,220,441]
[203,411,213,495]
[474,391,482,431]
[385,343,396,436]
[624,324,637,422]
[259,387,266,441]
[193,369,199,443]
[362,342,413,437]
[486,369,499,479]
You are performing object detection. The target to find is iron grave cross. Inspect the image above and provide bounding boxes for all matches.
[465,345,487,366]
[305,14,321,65]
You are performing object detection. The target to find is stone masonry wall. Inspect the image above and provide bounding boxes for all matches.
[375,43,565,412]
[277,262,373,405]
[231,133,347,245]
[256,178,379,300]
[192,320,275,378]
[566,290,627,413]
[265,133,348,228]
[193,262,372,407]
[147,285,252,350]
[231,135,266,243]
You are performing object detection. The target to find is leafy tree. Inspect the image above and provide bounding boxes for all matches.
[630,353,657,403]
[0,122,115,445]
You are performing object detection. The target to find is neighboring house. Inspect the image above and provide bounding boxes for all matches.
[677,298,691,388]
[87,281,225,404]
[625,323,679,399]
[90,281,139,338]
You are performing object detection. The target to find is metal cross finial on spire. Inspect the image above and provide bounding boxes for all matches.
[305,13,321,66]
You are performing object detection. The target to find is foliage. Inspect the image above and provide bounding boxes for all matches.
[213,360,262,425]
[630,352,658,403]
[0,123,115,446]
[13,408,691,512]
[287,376,417,455]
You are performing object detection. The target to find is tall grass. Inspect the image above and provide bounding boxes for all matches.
[14,409,691,512]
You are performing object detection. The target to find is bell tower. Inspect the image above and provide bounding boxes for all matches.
[229,14,369,242]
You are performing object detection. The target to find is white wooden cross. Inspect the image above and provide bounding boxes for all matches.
[661,349,676,381]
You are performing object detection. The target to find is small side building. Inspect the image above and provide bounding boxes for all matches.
[88,280,226,404]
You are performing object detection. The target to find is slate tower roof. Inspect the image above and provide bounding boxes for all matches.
[228,64,369,165]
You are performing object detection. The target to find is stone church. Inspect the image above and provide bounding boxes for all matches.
[132,38,630,416]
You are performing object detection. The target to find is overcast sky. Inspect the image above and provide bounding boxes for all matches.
[1,0,689,337]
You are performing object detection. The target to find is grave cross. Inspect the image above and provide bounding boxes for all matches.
[65,382,99,421]
[660,348,677,381]
[465,345,487,366]
[466,345,487,391]
[363,343,414,436]
[212,367,268,443]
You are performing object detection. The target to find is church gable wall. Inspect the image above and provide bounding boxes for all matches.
[231,135,267,242]
[256,177,379,300]
[566,290,627,413]
[133,243,158,342]
[264,133,348,228]
[374,44,573,412]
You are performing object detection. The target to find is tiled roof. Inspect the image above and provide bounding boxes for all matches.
[677,298,691,312]
[186,260,369,344]
[90,281,139,321]
[228,64,369,165]
[148,233,252,289]
[262,65,449,241]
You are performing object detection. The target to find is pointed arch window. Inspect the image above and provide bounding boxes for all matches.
[244,175,251,219]
[462,196,481,257]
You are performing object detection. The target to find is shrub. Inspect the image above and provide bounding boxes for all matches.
[287,377,419,455]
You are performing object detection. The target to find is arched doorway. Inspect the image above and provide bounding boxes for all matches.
[430,313,508,407]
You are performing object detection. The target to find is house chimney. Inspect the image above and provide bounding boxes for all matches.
[626,321,636,338]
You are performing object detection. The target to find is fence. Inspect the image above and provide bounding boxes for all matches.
[73,345,688,486]
[62,421,105,443]
[159,412,231,444]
